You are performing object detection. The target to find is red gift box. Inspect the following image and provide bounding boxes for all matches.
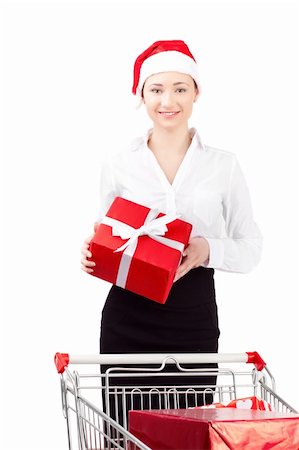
[89,197,192,303]
[129,408,299,449]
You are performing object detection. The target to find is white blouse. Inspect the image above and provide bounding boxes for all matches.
[96,127,263,273]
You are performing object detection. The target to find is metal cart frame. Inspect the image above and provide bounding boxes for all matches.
[54,351,298,450]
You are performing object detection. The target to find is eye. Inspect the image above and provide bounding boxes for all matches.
[150,88,162,94]
[176,88,187,93]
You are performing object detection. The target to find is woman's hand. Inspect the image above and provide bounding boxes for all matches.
[173,237,210,283]
[81,222,100,273]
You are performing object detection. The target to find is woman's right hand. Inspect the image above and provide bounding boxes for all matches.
[81,222,100,273]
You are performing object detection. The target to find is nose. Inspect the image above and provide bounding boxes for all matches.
[160,90,176,108]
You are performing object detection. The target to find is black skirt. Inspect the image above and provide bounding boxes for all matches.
[99,266,220,421]
[100,266,219,353]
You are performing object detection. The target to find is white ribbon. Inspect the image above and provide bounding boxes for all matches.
[101,208,185,288]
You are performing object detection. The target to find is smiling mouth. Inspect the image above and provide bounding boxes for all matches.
[158,111,180,116]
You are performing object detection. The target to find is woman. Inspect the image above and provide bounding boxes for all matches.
[81,40,263,419]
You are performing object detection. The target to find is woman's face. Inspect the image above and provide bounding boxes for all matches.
[142,72,199,129]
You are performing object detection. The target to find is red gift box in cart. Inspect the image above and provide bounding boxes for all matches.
[54,351,299,450]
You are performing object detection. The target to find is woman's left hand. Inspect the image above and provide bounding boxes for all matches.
[173,237,210,283]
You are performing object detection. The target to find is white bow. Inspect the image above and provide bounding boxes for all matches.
[101,210,179,252]
[100,208,185,289]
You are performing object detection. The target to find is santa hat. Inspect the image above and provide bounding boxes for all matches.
[132,40,200,98]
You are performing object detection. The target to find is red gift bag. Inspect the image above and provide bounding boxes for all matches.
[129,409,299,450]
[194,396,272,411]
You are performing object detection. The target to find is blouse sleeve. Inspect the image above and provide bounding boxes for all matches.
[201,155,263,273]
[95,157,119,223]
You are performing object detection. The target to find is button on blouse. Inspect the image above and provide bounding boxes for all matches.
[96,127,263,273]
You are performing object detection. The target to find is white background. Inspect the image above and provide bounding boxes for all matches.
[1,0,298,448]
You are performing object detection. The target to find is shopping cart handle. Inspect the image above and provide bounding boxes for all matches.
[246,351,266,371]
[54,351,267,373]
[55,353,69,374]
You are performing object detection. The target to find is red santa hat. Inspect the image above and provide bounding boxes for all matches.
[132,40,200,97]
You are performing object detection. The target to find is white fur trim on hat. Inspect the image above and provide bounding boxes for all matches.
[137,50,200,97]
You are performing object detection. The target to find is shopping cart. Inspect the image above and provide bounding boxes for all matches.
[54,351,298,450]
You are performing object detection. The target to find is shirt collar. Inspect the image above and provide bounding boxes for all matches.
[130,127,206,152]
[189,127,206,152]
